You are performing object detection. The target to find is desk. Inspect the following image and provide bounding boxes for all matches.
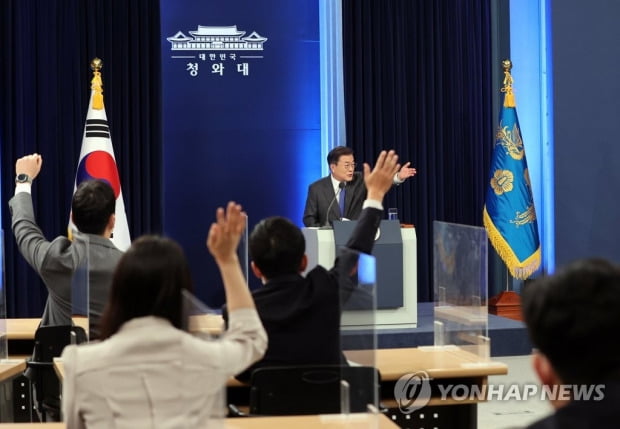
[0,360,26,383]
[345,346,507,382]
[55,347,504,428]
[345,346,508,428]
[0,413,399,428]
[225,413,399,428]
[53,359,63,381]
[5,315,224,341]
[5,319,40,341]
[1,360,27,423]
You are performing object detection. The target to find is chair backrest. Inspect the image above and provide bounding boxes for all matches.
[33,325,88,362]
[27,325,88,421]
[249,365,380,415]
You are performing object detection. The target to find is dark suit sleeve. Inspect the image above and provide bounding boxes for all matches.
[344,206,382,254]
[302,182,321,227]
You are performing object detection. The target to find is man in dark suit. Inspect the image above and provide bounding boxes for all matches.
[9,153,123,339]
[230,149,401,382]
[521,258,620,429]
[302,146,417,227]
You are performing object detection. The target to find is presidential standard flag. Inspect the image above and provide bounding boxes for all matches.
[483,60,540,279]
[70,59,131,251]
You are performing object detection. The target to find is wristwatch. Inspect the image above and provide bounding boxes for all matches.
[15,173,32,184]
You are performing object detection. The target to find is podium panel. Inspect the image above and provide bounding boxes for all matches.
[333,220,403,309]
[302,223,417,329]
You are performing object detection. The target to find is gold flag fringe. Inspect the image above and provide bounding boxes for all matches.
[483,207,541,280]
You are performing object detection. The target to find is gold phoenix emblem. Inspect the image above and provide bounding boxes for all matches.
[510,204,537,227]
[495,122,524,160]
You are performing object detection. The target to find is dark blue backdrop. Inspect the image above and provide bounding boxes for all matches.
[552,0,620,266]
[161,0,321,306]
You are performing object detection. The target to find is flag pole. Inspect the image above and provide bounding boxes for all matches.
[69,58,132,251]
[486,59,541,321]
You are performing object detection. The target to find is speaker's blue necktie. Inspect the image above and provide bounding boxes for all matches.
[339,187,346,216]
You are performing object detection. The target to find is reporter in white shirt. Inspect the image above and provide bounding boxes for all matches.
[61,202,267,429]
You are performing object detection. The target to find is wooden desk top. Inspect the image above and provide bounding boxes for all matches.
[5,318,40,340]
[5,315,224,341]
[344,346,508,380]
[0,359,26,382]
[225,413,399,428]
[53,358,64,381]
[0,413,398,428]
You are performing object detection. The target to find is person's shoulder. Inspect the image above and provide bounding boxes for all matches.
[309,175,331,188]
[43,235,75,257]
[252,275,314,303]
[61,340,109,374]
[306,264,333,283]
[85,235,124,258]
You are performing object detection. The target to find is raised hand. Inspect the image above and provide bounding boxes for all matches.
[206,201,246,264]
[15,153,43,180]
[397,162,417,181]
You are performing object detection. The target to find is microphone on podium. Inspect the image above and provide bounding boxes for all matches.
[322,181,346,228]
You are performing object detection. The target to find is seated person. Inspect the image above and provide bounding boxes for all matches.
[229,150,401,382]
[302,146,416,226]
[61,202,267,428]
[9,153,123,339]
[521,258,620,429]
[10,154,122,421]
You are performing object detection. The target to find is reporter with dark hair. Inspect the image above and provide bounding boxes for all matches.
[61,203,266,428]
[229,150,401,382]
[9,153,122,338]
[521,258,620,428]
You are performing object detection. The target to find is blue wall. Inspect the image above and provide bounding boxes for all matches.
[161,0,321,306]
[552,0,620,266]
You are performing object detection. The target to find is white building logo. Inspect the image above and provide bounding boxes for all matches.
[167,25,267,51]
[167,25,267,77]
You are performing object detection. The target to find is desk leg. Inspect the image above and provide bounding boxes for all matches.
[0,374,33,422]
[384,404,477,429]
[12,375,34,422]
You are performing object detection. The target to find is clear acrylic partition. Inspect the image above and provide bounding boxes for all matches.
[70,232,90,342]
[237,214,249,282]
[337,248,379,420]
[0,230,7,360]
[433,221,489,362]
[178,214,248,427]
[182,290,225,427]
